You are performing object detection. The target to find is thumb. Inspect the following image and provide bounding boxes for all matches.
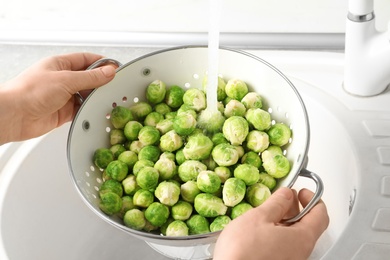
[66,65,116,93]
[257,187,295,223]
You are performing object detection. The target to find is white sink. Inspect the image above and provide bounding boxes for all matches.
[0,50,389,259]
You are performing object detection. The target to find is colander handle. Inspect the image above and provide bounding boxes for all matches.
[283,168,324,224]
[74,58,123,104]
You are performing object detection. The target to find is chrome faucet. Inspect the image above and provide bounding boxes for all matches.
[344,0,390,96]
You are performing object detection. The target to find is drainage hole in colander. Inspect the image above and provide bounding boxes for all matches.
[106,127,111,133]
[90,165,95,172]
[85,171,90,177]
[94,186,99,192]
[82,120,90,131]
[122,96,128,102]
[142,67,151,76]
[185,82,191,88]
[193,73,199,79]
[105,113,110,120]
[285,112,289,118]
[268,107,273,113]
[134,97,139,103]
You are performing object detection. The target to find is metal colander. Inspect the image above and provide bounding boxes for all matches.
[67,46,323,259]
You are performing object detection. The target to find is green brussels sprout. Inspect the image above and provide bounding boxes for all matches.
[246,130,270,153]
[110,129,126,145]
[124,122,142,143]
[132,159,154,176]
[224,100,247,118]
[186,214,210,235]
[178,160,207,182]
[246,183,271,207]
[129,140,145,154]
[154,157,177,180]
[99,191,122,215]
[266,145,283,155]
[156,118,174,135]
[133,189,154,207]
[194,193,228,218]
[222,177,246,207]
[159,151,175,161]
[197,110,225,134]
[99,179,123,197]
[202,75,227,101]
[196,170,221,194]
[155,181,181,206]
[138,126,160,146]
[110,144,126,159]
[138,145,160,162]
[223,96,234,106]
[166,220,189,236]
[183,134,213,160]
[241,92,263,109]
[234,164,260,186]
[165,111,177,120]
[130,102,153,120]
[159,130,183,152]
[258,172,277,190]
[177,104,197,118]
[93,148,114,169]
[182,88,207,111]
[211,143,240,167]
[154,103,172,116]
[268,123,292,147]
[173,112,197,136]
[165,85,185,108]
[175,148,186,165]
[230,202,253,219]
[117,150,138,169]
[122,174,140,195]
[201,156,218,171]
[146,80,167,104]
[143,220,159,232]
[123,209,146,230]
[171,200,193,221]
[180,181,201,203]
[225,79,248,100]
[222,116,249,145]
[210,215,231,232]
[211,132,228,146]
[234,145,245,158]
[110,106,133,129]
[241,151,262,168]
[245,108,271,131]
[118,195,136,218]
[214,166,231,183]
[144,112,164,127]
[144,202,170,227]
[261,150,290,178]
[136,166,159,191]
[105,160,128,182]
[160,217,175,236]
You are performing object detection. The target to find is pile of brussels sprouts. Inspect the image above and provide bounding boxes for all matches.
[93,78,292,236]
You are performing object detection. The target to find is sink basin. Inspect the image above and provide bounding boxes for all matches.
[0,50,388,259]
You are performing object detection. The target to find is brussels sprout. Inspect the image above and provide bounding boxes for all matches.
[93,148,114,169]
[99,179,123,197]
[211,143,240,167]
[160,217,175,236]
[197,170,221,194]
[175,148,186,165]
[201,156,218,171]
[144,202,170,227]
[106,160,128,181]
[225,79,248,100]
[245,108,271,131]
[155,181,181,206]
[202,75,227,101]
[183,134,213,160]
[246,183,271,207]
[117,150,138,169]
[241,151,262,169]
[166,220,189,236]
[130,102,153,120]
[234,145,245,158]
[234,164,260,186]
[110,144,126,159]
[156,118,174,135]
[146,80,167,104]
[231,202,253,219]
[133,189,154,207]
[122,174,140,195]
[180,181,201,203]
[261,150,290,178]
[144,112,164,127]
[136,166,159,191]
[178,160,207,182]
[123,209,146,230]
[186,214,210,235]
[110,129,126,145]
[159,130,183,152]
[197,110,225,133]
[223,96,234,106]
[224,100,246,118]
[159,151,175,161]
[258,172,277,190]
[210,215,231,232]
[173,112,197,136]
[177,104,197,118]
[241,92,263,109]
[154,157,177,180]
[183,88,207,111]
[194,193,227,218]
[165,111,177,120]
[268,123,292,147]
[246,130,270,153]
[154,103,172,116]
[132,159,154,176]
[123,121,143,141]
[129,140,145,154]
[211,132,228,146]
[214,166,231,183]
[222,177,246,207]
[165,85,185,108]
[222,116,249,145]
[99,192,122,215]
[143,220,159,232]
[171,201,193,221]
[118,195,136,218]
[266,145,283,156]
[138,126,160,146]
[110,106,133,129]
[138,145,160,162]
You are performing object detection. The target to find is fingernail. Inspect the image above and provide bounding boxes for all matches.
[101,66,116,77]
[276,187,293,200]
